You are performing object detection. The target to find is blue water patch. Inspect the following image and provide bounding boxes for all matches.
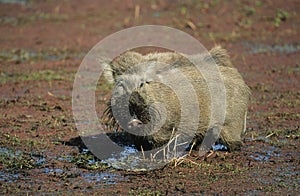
[0,147,9,153]
[82,172,121,185]
[102,145,140,169]
[44,168,64,174]
[0,147,21,157]
[81,148,90,154]
[0,147,46,167]
[34,157,46,166]
[0,172,19,182]
[0,0,27,5]
[57,156,73,163]
[212,144,228,151]
[244,41,300,54]
[250,146,281,162]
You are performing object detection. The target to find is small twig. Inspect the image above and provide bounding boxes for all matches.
[167,140,170,157]
[176,141,189,147]
[188,141,196,156]
[150,153,153,162]
[140,145,145,160]
[170,155,201,168]
[134,5,140,21]
[186,20,197,31]
[172,133,182,156]
[152,148,161,159]
[47,91,56,97]
[152,132,179,159]
[265,132,275,138]
[206,150,214,158]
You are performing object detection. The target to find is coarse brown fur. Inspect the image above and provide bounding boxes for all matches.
[101,46,250,152]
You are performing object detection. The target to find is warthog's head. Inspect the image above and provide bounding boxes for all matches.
[104,60,170,137]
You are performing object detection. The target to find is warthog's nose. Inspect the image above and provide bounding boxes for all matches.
[128,118,143,129]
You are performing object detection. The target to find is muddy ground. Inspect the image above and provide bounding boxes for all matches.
[0,0,299,195]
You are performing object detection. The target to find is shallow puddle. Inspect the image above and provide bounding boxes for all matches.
[0,147,21,156]
[244,41,300,54]
[0,0,27,5]
[0,172,19,183]
[212,144,228,151]
[82,172,122,185]
[102,143,230,171]
[0,147,126,185]
[43,168,64,174]
[249,145,281,162]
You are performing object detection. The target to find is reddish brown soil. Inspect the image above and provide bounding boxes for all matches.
[0,0,299,194]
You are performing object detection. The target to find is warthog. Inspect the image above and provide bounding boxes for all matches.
[101,46,250,152]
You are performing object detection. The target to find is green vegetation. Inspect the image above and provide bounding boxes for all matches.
[244,6,256,16]
[273,9,289,27]
[130,188,163,196]
[0,70,75,84]
[0,12,68,26]
[0,148,37,171]
[0,48,84,63]
[71,152,109,170]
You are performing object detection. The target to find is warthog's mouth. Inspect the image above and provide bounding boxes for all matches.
[127,118,143,129]
[128,92,168,137]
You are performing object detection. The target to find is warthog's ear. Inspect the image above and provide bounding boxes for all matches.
[101,51,143,84]
[111,51,144,80]
[95,56,115,84]
[209,46,233,67]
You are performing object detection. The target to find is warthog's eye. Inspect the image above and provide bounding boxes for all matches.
[139,79,152,88]
[139,82,144,88]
